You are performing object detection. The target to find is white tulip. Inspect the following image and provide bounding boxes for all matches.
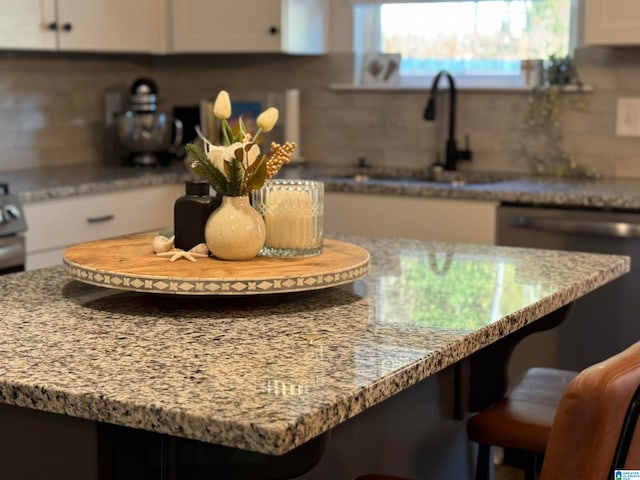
[256,107,279,132]
[213,90,231,120]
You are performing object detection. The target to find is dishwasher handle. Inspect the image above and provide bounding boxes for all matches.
[509,215,640,238]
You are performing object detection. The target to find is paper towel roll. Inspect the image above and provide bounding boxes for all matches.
[284,89,302,161]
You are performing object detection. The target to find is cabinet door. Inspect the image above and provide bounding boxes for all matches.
[582,0,640,45]
[0,0,56,50]
[171,0,282,53]
[56,0,167,53]
[324,193,497,245]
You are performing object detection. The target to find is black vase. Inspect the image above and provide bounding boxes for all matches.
[174,181,222,251]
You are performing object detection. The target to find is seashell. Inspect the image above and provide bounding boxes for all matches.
[189,243,210,255]
[152,235,175,253]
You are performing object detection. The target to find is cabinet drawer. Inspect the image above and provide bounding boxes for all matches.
[24,185,180,254]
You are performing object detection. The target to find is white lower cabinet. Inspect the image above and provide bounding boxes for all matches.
[23,184,182,270]
[324,193,497,245]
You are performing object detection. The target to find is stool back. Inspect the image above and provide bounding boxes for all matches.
[540,341,640,479]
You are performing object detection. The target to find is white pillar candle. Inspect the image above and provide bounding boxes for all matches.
[264,189,315,249]
[252,179,324,257]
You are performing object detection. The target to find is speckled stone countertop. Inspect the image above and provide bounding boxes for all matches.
[3,162,640,210]
[0,236,629,455]
[1,163,192,203]
[317,175,640,210]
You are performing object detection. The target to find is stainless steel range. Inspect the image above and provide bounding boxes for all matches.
[0,182,27,274]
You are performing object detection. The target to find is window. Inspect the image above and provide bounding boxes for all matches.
[353,0,575,88]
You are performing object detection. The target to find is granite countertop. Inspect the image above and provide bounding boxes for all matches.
[1,163,193,203]
[3,162,640,210]
[317,174,640,210]
[0,236,629,455]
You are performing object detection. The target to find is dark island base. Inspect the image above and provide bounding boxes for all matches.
[466,304,572,413]
[97,424,329,480]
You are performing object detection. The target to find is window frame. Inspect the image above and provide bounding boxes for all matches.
[352,0,580,90]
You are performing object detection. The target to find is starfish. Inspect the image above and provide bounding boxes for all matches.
[156,249,209,262]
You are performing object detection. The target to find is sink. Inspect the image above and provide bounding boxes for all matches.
[327,172,504,186]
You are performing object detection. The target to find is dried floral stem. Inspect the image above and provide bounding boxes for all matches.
[266,142,297,179]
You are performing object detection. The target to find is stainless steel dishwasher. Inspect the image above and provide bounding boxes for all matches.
[497,203,639,381]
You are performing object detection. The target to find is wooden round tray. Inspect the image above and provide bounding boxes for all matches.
[63,232,370,295]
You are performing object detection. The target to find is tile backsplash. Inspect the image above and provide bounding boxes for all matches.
[1,47,640,178]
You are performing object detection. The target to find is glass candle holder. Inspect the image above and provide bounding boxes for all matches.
[252,179,324,257]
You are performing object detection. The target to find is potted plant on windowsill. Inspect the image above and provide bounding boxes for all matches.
[520,55,597,179]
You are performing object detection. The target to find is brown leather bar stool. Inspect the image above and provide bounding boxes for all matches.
[466,366,578,480]
[355,340,640,480]
[537,341,640,478]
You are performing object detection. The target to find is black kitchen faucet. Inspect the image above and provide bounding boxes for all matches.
[423,70,472,171]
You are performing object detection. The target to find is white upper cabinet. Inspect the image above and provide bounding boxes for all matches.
[170,0,326,54]
[0,0,57,50]
[0,0,324,54]
[0,0,168,53]
[56,0,168,53]
[581,0,640,45]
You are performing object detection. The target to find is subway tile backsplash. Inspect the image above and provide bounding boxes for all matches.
[0,48,640,178]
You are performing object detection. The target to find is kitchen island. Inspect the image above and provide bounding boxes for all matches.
[0,234,630,479]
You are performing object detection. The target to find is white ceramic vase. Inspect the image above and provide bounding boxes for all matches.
[204,196,266,261]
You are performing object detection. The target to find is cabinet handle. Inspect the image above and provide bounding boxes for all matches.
[47,22,58,31]
[269,26,279,35]
[87,214,115,224]
[62,22,73,32]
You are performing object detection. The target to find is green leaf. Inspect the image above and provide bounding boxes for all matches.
[243,151,262,178]
[238,115,248,140]
[221,119,234,146]
[224,158,243,195]
[233,145,245,164]
[191,163,207,178]
[185,143,230,195]
[246,156,268,192]
[204,164,231,195]
[185,143,207,163]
